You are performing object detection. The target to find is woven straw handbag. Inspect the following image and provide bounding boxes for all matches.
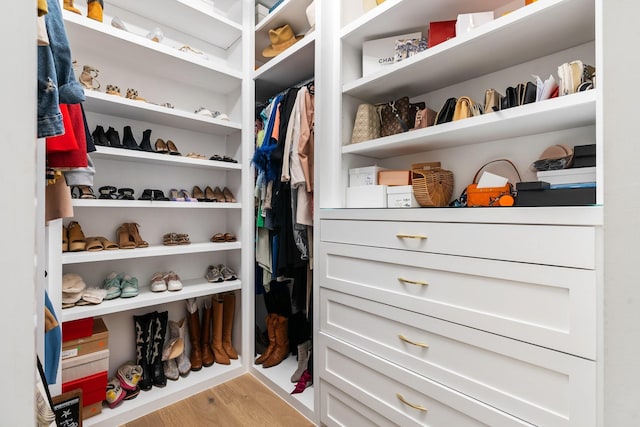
[351,104,381,144]
[411,162,454,207]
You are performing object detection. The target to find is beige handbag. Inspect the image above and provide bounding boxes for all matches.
[453,96,483,121]
[351,103,381,143]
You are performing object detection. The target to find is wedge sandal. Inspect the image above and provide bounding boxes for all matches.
[67,221,87,252]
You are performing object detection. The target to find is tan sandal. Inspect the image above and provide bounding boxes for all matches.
[67,221,87,252]
[117,224,136,249]
[126,88,146,102]
[210,233,225,243]
[97,236,119,250]
[85,236,105,252]
[224,232,236,242]
[62,225,69,252]
[127,223,149,248]
[163,233,179,246]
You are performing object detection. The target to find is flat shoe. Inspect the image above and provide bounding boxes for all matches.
[85,236,104,252]
[97,236,119,250]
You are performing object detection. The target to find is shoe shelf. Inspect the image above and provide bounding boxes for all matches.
[254,32,315,103]
[342,0,594,101]
[62,242,241,265]
[61,278,241,322]
[342,90,596,159]
[90,146,242,170]
[251,354,314,418]
[72,199,241,209]
[255,0,314,62]
[82,91,242,135]
[106,0,242,50]
[63,10,243,93]
[83,358,244,427]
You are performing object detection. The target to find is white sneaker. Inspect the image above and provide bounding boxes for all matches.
[166,271,183,291]
[150,272,167,292]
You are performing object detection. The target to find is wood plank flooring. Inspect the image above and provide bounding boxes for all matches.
[122,374,316,427]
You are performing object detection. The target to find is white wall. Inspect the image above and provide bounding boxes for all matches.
[1,0,37,424]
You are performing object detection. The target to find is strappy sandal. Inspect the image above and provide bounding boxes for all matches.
[71,185,97,199]
[210,233,225,243]
[176,234,191,245]
[99,186,117,199]
[106,84,122,96]
[117,188,135,200]
[127,223,149,248]
[79,65,100,91]
[224,232,237,242]
[163,233,179,246]
[179,189,198,202]
[67,221,87,252]
[97,236,119,250]
[126,88,146,102]
[85,236,104,252]
[117,224,136,249]
[209,154,223,161]
[186,152,206,160]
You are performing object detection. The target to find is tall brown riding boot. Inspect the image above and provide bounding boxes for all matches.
[262,315,289,368]
[255,313,276,365]
[185,298,202,371]
[211,295,230,365]
[200,298,215,367]
[222,292,239,359]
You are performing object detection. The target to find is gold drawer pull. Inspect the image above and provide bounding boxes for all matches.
[396,233,427,240]
[399,334,429,348]
[398,277,428,286]
[396,393,427,412]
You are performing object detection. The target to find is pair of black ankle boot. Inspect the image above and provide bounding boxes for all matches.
[92,125,155,152]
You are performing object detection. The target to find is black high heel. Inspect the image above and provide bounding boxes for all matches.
[92,125,109,146]
[117,188,135,200]
[106,126,123,148]
[98,186,117,199]
[139,189,154,200]
[72,185,97,199]
[122,126,141,150]
[139,129,154,152]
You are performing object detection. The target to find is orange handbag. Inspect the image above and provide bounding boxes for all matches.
[465,159,521,207]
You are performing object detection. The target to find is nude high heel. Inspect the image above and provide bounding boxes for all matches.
[127,223,149,248]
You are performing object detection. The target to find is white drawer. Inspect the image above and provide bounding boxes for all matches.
[319,333,533,427]
[320,219,595,269]
[319,242,596,359]
[320,289,596,427]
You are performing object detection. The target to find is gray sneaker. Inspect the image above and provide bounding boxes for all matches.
[218,264,237,281]
[205,265,223,283]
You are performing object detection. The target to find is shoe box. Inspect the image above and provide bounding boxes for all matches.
[62,317,109,359]
[60,317,110,420]
[62,317,95,342]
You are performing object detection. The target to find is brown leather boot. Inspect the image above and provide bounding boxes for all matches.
[211,295,230,365]
[262,315,289,368]
[200,299,215,367]
[254,313,276,365]
[222,292,239,359]
[185,299,202,371]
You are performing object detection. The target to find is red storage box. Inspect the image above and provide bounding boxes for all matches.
[62,317,94,342]
[428,20,456,48]
[62,370,107,407]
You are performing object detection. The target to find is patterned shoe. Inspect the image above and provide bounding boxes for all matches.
[116,363,143,391]
[105,377,125,409]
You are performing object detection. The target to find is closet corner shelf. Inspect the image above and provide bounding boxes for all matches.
[342,90,596,158]
[62,242,241,265]
[254,33,315,102]
[90,145,242,170]
[60,278,241,322]
[72,199,241,209]
[63,11,242,93]
[342,0,594,101]
[107,0,242,49]
[82,90,242,135]
[82,359,244,427]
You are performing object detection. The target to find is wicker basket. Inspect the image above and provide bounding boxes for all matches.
[411,162,454,207]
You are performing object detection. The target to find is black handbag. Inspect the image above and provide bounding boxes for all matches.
[434,97,457,125]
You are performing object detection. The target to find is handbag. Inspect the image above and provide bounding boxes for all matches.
[464,159,522,207]
[484,88,503,113]
[408,101,426,129]
[558,60,596,95]
[453,96,483,121]
[413,107,437,129]
[380,96,410,137]
[411,162,454,207]
[351,103,381,144]
[434,97,457,125]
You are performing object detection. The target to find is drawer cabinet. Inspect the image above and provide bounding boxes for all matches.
[320,333,534,427]
[321,288,596,427]
[319,242,596,358]
[320,219,595,269]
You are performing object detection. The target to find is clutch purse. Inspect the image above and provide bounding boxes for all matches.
[351,103,381,144]
[380,96,410,137]
[453,96,483,121]
[434,97,457,125]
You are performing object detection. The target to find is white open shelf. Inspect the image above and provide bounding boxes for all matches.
[62,242,241,265]
[63,11,243,94]
[84,359,244,427]
[254,32,315,102]
[107,0,242,49]
[83,91,242,135]
[72,199,241,209]
[342,0,594,102]
[255,0,314,63]
[61,278,241,321]
[342,90,596,158]
[251,354,315,419]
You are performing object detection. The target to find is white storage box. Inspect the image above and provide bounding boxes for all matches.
[346,185,388,208]
[62,349,109,383]
[349,165,388,187]
[537,167,596,185]
[387,185,419,208]
[456,12,494,35]
[362,32,421,76]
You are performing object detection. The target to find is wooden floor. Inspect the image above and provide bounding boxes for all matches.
[122,374,316,427]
